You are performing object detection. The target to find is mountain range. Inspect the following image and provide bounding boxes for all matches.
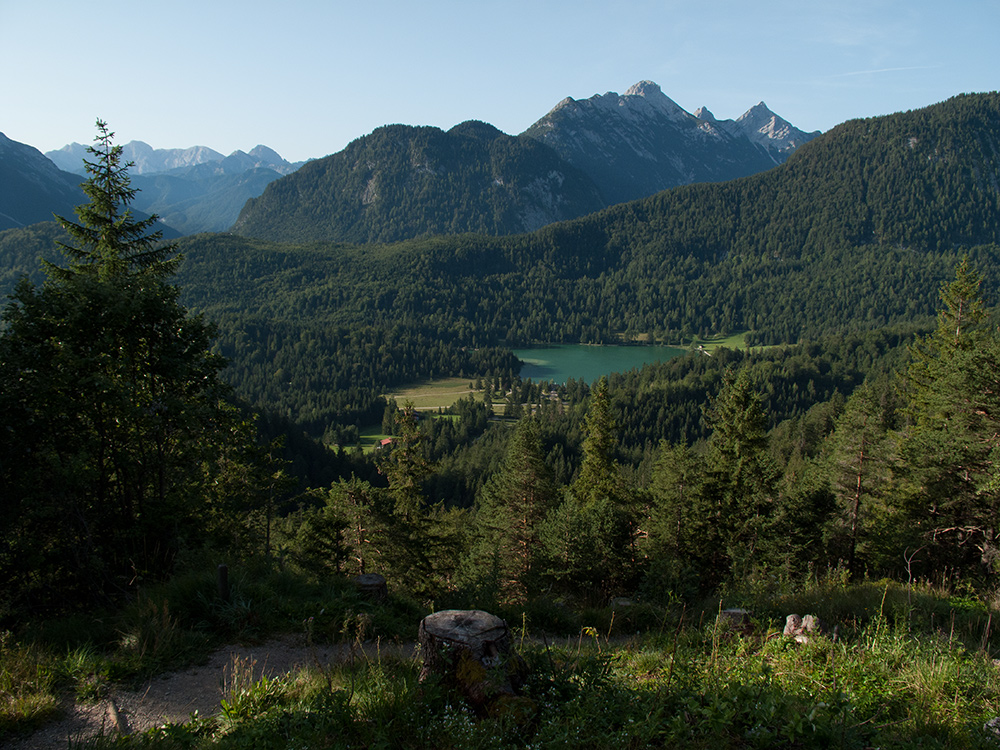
[46,141,305,236]
[2,81,817,240]
[3,90,998,431]
[0,134,304,235]
[233,81,819,243]
[0,132,84,232]
[521,80,817,205]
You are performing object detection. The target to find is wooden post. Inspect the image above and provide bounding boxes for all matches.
[352,573,388,601]
[217,564,230,602]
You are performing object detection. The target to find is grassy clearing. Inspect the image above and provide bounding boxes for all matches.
[8,577,1000,748]
[694,331,748,351]
[356,424,392,453]
[620,330,751,350]
[386,377,480,411]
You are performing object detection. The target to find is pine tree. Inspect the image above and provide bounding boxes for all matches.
[468,418,556,602]
[571,376,621,506]
[50,119,179,282]
[0,121,235,612]
[700,367,780,582]
[644,441,706,597]
[899,258,1000,574]
[822,379,900,576]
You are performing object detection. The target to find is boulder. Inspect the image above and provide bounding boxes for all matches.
[784,613,825,643]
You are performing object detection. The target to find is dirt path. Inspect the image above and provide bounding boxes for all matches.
[3,635,417,750]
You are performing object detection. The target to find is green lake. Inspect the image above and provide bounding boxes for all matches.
[514,344,687,384]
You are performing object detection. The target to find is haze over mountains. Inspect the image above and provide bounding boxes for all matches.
[0,132,84,231]
[2,81,817,239]
[46,141,305,236]
[0,133,305,234]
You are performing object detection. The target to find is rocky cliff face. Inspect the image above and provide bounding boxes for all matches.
[521,81,819,205]
[722,102,820,163]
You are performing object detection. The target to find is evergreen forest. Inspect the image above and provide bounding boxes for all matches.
[3,94,1000,747]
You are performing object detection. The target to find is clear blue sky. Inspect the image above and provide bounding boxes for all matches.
[2,0,996,163]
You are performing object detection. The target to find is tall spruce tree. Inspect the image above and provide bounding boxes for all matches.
[51,119,179,282]
[822,379,900,577]
[571,376,621,506]
[467,417,556,603]
[900,258,1000,575]
[700,367,780,582]
[541,377,639,597]
[0,121,234,613]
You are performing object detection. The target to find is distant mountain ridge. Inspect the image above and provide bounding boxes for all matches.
[234,81,818,244]
[0,132,83,232]
[7,80,817,240]
[46,140,302,177]
[232,121,606,244]
[520,81,819,204]
[43,140,305,235]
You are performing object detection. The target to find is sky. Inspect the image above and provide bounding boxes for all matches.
[1,0,996,164]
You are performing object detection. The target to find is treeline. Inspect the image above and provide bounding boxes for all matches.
[392,322,921,510]
[4,95,1000,436]
[169,229,972,431]
[279,260,1000,604]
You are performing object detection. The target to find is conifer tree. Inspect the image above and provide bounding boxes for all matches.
[822,379,900,576]
[571,376,621,506]
[900,258,1000,573]
[50,119,179,282]
[700,367,780,582]
[0,120,235,611]
[468,417,555,602]
[648,441,703,560]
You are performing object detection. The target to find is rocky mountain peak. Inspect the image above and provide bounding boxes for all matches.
[737,102,783,132]
[733,101,818,155]
[520,81,820,205]
[623,80,663,98]
[621,80,689,120]
[247,145,284,164]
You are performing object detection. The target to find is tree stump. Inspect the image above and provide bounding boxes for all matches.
[352,573,388,602]
[418,609,530,718]
[717,608,753,635]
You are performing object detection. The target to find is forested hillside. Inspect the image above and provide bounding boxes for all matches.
[155,93,1000,430]
[5,100,1000,749]
[231,121,606,243]
[3,94,999,435]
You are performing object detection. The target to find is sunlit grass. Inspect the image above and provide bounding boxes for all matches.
[0,632,60,735]
[13,577,1000,748]
[386,377,481,410]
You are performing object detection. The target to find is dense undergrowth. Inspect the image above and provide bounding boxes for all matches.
[5,567,1000,748]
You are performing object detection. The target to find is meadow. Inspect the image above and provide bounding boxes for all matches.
[6,569,1000,748]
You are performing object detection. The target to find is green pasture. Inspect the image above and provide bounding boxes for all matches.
[385,377,481,411]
